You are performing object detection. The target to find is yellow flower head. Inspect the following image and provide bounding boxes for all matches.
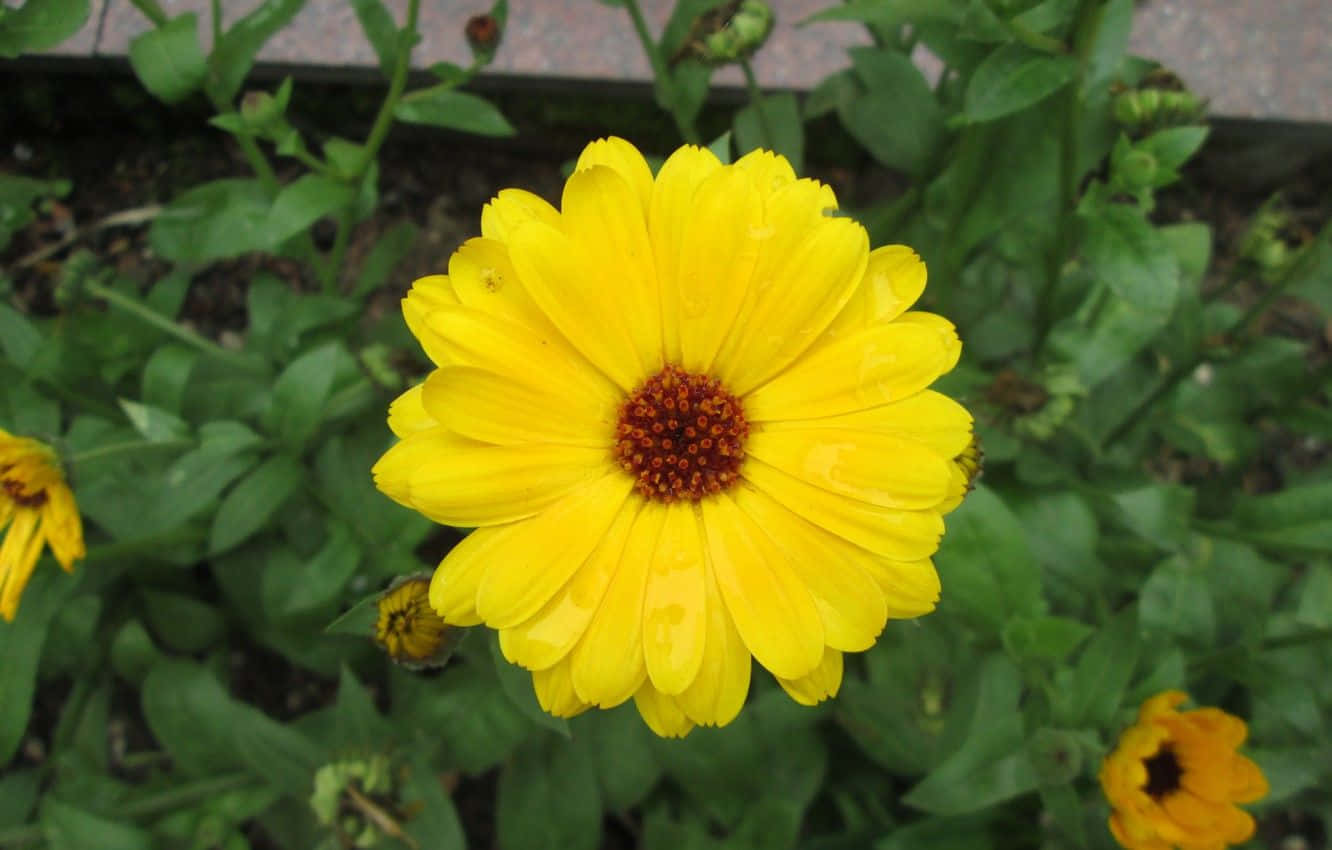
[1100,691,1268,850]
[374,575,454,668]
[1,429,84,622]
[372,138,973,736]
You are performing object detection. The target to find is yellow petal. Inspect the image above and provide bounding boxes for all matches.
[700,492,824,680]
[860,557,941,618]
[387,383,436,438]
[745,322,952,422]
[676,564,751,727]
[508,217,649,391]
[830,245,928,335]
[571,501,664,707]
[474,472,634,628]
[574,136,655,216]
[674,166,763,375]
[642,505,708,695]
[648,145,723,365]
[531,656,593,718]
[498,501,640,671]
[734,486,888,651]
[776,646,843,706]
[40,485,83,569]
[560,165,663,377]
[746,428,953,511]
[759,390,974,459]
[448,236,551,331]
[633,681,695,738]
[895,311,962,373]
[717,215,868,395]
[429,527,503,626]
[372,428,608,527]
[732,148,798,199]
[422,365,615,448]
[0,510,44,622]
[402,275,458,365]
[480,188,561,242]
[428,305,620,407]
[742,459,944,561]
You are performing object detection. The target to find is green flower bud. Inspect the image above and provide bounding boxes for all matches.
[1118,149,1159,189]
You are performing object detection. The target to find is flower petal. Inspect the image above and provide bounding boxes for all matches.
[896,311,962,373]
[648,145,723,365]
[859,557,941,618]
[717,215,868,395]
[498,500,639,671]
[745,322,952,422]
[673,166,764,375]
[642,504,708,695]
[732,148,798,199]
[633,681,695,738]
[531,656,593,718]
[746,428,953,510]
[480,188,561,242]
[428,528,499,626]
[560,165,663,376]
[575,136,655,216]
[735,486,887,650]
[828,245,928,336]
[474,472,634,628]
[775,646,843,706]
[759,390,974,458]
[387,384,435,438]
[422,365,615,448]
[0,510,44,621]
[372,428,609,527]
[743,459,944,561]
[402,275,458,365]
[570,500,664,707]
[508,217,649,391]
[40,485,83,569]
[448,236,551,331]
[700,492,824,680]
[676,565,751,727]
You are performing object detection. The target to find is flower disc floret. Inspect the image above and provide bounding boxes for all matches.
[614,365,748,503]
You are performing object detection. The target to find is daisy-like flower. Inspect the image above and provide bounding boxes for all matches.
[1100,691,1268,850]
[373,137,974,736]
[1,428,85,622]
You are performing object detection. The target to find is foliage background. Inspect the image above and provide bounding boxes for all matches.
[2,0,1330,848]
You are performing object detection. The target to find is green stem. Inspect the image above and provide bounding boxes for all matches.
[0,773,255,848]
[622,0,700,144]
[739,59,775,152]
[84,280,267,376]
[321,0,422,293]
[207,91,280,194]
[67,437,194,466]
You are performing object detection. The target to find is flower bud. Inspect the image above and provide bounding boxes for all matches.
[374,574,458,669]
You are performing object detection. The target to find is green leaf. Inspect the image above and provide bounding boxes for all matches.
[800,0,963,27]
[141,660,247,775]
[40,798,151,850]
[265,175,356,247]
[0,769,38,828]
[141,345,199,414]
[117,398,190,442]
[1081,0,1132,94]
[0,567,78,763]
[1082,203,1180,312]
[348,0,398,75]
[402,751,467,850]
[333,666,392,753]
[1111,484,1194,551]
[934,485,1044,633]
[265,341,344,447]
[1002,615,1093,662]
[394,87,516,136]
[0,303,44,372]
[1137,126,1209,173]
[324,590,380,636]
[1065,606,1139,730]
[733,92,804,172]
[488,632,571,738]
[140,442,259,535]
[1138,556,1217,646]
[261,522,361,618]
[961,42,1076,123]
[1249,747,1326,804]
[140,590,226,652]
[353,220,418,296]
[149,178,272,264]
[395,659,530,772]
[497,733,602,850]
[232,710,324,797]
[1228,482,1332,555]
[838,48,943,176]
[127,13,207,104]
[109,620,164,686]
[209,452,304,553]
[1296,564,1332,629]
[208,0,307,102]
[574,705,661,812]
[0,0,91,58]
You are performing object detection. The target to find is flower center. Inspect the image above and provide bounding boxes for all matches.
[1,470,48,509]
[1142,745,1184,799]
[613,364,748,503]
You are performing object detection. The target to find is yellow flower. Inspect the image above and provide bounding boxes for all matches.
[374,575,454,668]
[1,429,84,622]
[1100,691,1268,850]
[373,138,973,736]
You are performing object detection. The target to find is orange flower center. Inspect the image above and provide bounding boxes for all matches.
[1143,745,1184,799]
[613,365,748,503]
[1,467,48,508]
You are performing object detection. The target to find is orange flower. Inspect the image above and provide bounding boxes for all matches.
[1100,691,1268,850]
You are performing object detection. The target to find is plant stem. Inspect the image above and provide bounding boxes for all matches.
[84,280,267,376]
[739,59,775,152]
[67,437,195,466]
[207,93,280,194]
[321,0,422,293]
[622,0,700,144]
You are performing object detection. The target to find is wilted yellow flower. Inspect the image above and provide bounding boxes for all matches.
[374,576,453,668]
[1,429,84,622]
[373,137,973,736]
[1100,691,1268,850]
